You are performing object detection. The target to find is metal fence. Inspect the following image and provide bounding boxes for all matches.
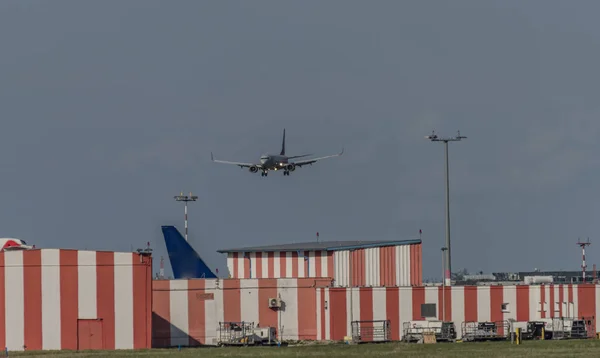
[461,321,510,342]
[217,321,256,346]
[351,320,391,343]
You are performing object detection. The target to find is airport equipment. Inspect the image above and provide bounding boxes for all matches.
[215,321,277,346]
[402,320,457,343]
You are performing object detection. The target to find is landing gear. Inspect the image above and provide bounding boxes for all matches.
[283,170,290,176]
[261,171,268,177]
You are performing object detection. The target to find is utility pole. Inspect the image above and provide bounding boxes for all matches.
[441,246,448,321]
[174,191,198,241]
[425,130,466,286]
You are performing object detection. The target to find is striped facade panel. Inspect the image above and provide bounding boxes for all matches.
[332,243,422,287]
[226,251,334,279]
[152,279,600,346]
[151,278,330,347]
[225,243,422,287]
[0,249,152,352]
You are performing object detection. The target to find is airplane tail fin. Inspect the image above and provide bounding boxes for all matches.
[280,128,286,156]
[161,225,217,279]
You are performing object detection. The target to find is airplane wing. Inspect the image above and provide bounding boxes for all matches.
[292,148,344,168]
[211,152,262,169]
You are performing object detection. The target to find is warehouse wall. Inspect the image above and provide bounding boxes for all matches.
[0,249,152,352]
[224,243,422,287]
[332,244,422,287]
[151,277,331,347]
[226,251,334,279]
[152,279,599,345]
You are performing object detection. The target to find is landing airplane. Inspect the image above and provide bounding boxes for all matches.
[210,129,343,177]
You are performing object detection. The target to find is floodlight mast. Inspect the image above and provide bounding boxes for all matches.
[441,246,448,320]
[174,192,198,241]
[425,130,466,287]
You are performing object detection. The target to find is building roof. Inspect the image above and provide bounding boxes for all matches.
[216,239,421,253]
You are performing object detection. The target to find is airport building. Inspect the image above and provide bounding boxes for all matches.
[217,239,423,286]
[2,226,600,351]
[152,278,599,345]
[0,249,152,351]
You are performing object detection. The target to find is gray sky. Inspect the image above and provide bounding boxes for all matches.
[2,1,600,280]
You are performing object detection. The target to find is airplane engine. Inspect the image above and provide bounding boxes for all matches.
[286,163,295,171]
[249,166,259,173]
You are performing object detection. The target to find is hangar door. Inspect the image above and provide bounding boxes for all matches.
[78,319,104,350]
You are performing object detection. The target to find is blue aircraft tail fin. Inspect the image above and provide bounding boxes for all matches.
[161,225,217,279]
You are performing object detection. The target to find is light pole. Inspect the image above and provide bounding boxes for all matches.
[425,130,466,286]
[174,191,198,241]
[441,246,448,321]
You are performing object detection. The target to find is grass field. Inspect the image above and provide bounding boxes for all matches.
[5,340,600,358]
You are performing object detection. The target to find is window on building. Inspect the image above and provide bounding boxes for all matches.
[421,303,437,318]
[501,303,510,313]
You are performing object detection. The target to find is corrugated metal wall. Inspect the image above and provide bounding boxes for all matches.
[0,249,152,352]
[226,251,334,279]
[152,278,600,345]
[333,244,422,287]
[225,243,422,287]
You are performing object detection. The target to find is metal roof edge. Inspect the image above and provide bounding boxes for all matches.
[217,248,265,254]
[216,239,422,254]
[325,239,421,251]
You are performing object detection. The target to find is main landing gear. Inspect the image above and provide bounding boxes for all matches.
[260,170,291,177]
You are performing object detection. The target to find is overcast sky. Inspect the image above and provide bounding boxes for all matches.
[2,1,600,280]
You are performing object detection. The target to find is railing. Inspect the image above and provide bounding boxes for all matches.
[351,320,391,343]
[461,321,510,342]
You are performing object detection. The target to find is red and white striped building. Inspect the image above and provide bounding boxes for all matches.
[218,240,423,286]
[0,249,152,352]
[6,244,600,351]
[151,278,600,346]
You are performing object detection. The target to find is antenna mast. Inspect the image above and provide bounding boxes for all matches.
[159,256,165,279]
[577,237,591,282]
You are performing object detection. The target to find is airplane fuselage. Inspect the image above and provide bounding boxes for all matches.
[260,153,289,170]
